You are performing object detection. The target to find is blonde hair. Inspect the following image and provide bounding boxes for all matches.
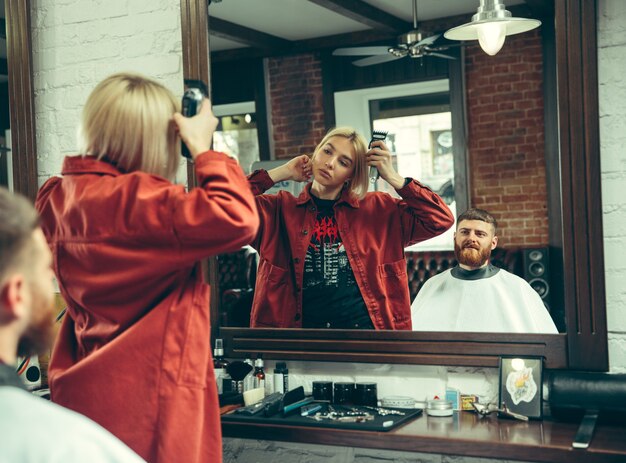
[78,72,180,179]
[312,127,369,199]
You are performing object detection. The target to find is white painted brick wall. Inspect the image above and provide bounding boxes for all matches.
[599,0,626,373]
[31,0,184,186]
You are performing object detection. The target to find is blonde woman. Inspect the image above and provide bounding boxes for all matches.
[35,73,259,463]
[247,127,454,330]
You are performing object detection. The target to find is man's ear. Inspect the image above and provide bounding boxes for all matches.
[491,235,498,250]
[0,275,26,320]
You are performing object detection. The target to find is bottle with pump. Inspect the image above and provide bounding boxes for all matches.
[253,355,266,392]
[243,357,255,392]
[212,338,229,394]
[273,361,289,394]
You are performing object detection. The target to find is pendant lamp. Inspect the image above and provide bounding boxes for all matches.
[444,0,541,56]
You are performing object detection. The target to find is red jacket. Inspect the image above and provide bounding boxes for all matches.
[248,170,454,329]
[35,151,258,463]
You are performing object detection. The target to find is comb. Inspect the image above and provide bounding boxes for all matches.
[368,130,388,183]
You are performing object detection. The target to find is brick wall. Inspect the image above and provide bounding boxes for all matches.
[465,29,548,247]
[267,53,326,159]
[31,0,184,186]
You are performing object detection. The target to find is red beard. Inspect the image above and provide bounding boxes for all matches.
[17,285,56,359]
[454,241,491,269]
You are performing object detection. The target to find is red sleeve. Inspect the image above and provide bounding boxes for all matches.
[394,178,455,247]
[171,150,260,258]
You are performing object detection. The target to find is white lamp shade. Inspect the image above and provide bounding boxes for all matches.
[444,17,542,41]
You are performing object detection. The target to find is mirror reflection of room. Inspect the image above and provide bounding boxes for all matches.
[1,2,11,190]
[209,0,564,333]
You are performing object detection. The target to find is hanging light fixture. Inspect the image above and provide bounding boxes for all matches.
[444,0,541,56]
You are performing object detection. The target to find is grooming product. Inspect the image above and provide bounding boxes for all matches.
[273,362,288,394]
[381,396,415,408]
[461,394,479,411]
[354,382,378,407]
[212,338,229,395]
[312,381,333,402]
[243,357,255,392]
[226,361,254,394]
[236,392,282,416]
[426,399,454,417]
[300,403,323,417]
[280,386,307,416]
[242,387,265,407]
[283,397,315,416]
[253,356,266,392]
[333,382,355,405]
[263,393,284,417]
[368,130,388,183]
[446,388,461,410]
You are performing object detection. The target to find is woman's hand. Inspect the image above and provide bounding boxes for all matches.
[173,98,219,160]
[268,154,312,183]
[367,140,405,190]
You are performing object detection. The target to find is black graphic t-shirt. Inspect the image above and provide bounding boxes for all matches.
[302,195,373,329]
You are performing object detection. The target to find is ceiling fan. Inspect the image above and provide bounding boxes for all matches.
[332,0,458,67]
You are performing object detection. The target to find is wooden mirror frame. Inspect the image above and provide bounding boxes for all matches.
[10,0,598,371]
[5,0,37,200]
[191,0,607,371]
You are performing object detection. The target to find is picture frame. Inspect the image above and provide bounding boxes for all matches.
[498,356,543,419]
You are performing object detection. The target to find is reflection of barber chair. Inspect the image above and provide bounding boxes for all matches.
[218,248,258,327]
[218,247,523,327]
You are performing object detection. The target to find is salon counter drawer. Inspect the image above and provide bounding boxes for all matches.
[222,411,626,463]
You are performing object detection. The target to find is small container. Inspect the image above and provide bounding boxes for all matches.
[426,399,454,417]
[381,396,416,409]
[333,382,355,405]
[312,381,333,402]
[354,382,377,406]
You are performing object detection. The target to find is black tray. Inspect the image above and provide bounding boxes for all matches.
[222,402,423,432]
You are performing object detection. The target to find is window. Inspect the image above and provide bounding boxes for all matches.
[213,102,260,174]
[335,80,462,251]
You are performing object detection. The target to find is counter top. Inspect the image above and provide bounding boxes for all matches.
[222,411,626,463]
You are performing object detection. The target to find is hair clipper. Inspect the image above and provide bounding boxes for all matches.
[180,84,206,159]
[368,130,388,183]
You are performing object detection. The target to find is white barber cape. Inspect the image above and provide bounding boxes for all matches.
[411,264,558,333]
[0,386,145,463]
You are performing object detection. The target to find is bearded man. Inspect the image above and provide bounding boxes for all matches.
[411,208,557,333]
[0,188,144,462]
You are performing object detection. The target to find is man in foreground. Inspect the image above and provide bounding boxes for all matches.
[0,187,144,462]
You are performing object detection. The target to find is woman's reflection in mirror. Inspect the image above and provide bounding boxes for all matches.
[246,126,454,330]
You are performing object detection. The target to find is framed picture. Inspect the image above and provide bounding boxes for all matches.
[498,356,543,419]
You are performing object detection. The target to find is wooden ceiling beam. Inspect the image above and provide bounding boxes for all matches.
[307,0,409,34]
[208,16,291,50]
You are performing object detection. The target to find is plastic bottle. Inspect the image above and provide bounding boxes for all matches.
[243,357,255,392]
[212,338,229,394]
[273,361,289,394]
[253,356,266,392]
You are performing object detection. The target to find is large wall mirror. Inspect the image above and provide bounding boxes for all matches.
[197,0,607,371]
[9,0,604,371]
